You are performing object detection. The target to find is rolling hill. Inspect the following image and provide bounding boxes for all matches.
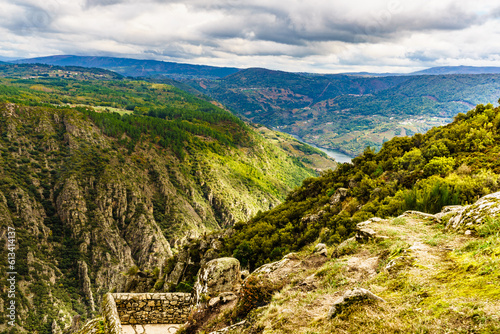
[189,68,500,156]
[14,55,240,80]
[411,65,500,75]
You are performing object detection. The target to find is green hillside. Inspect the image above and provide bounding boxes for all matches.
[14,55,240,80]
[224,102,500,269]
[189,69,500,156]
[0,64,335,332]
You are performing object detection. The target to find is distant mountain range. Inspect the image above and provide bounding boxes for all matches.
[411,65,500,75]
[9,54,500,156]
[341,66,500,77]
[12,55,500,78]
[188,68,500,156]
[13,55,240,80]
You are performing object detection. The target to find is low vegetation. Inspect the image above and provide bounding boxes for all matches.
[202,212,499,333]
[224,102,500,270]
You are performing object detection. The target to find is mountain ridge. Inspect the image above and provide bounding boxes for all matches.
[14,55,500,77]
[190,69,500,156]
[14,55,241,80]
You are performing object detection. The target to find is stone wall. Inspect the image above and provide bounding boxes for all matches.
[112,293,192,325]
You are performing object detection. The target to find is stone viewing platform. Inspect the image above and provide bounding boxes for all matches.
[101,293,193,334]
[113,293,192,325]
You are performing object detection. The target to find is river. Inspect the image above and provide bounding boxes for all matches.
[290,135,353,163]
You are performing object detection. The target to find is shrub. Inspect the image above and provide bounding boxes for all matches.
[233,274,283,319]
[423,157,455,177]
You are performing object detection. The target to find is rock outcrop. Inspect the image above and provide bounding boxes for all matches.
[194,257,242,306]
[314,243,328,256]
[446,191,500,233]
[0,102,330,331]
[327,287,385,319]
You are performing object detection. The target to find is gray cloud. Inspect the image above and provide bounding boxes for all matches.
[85,0,123,8]
[1,0,500,72]
[2,4,54,35]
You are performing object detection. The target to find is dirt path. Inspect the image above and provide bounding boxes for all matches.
[122,324,181,334]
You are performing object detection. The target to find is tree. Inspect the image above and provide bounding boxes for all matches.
[394,148,425,171]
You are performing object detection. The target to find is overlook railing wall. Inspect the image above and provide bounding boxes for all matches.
[111,293,192,325]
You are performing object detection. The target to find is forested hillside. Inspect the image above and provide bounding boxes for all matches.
[14,55,240,80]
[224,102,500,269]
[189,69,500,156]
[0,64,335,332]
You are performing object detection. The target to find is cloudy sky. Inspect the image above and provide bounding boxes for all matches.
[1,0,500,73]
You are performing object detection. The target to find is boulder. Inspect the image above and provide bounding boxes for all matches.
[327,287,385,319]
[194,257,241,305]
[253,257,290,275]
[435,205,465,220]
[208,292,238,308]
[355,228,377,243]
[334,237,357,258]
[446,192,500,232]
[301,210,326,224]
[314,243,328,256]
[330,188,348,205]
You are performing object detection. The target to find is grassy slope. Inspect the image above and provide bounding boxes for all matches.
[233,213,500,333]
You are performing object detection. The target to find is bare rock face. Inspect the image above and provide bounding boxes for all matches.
[78,260,96,312]
[330,188,348,205]
[51,320,62,334]
[253,256,291,275]
[327,287,385,319]
[435,205,465,220]
[355,228,377,243]
[446,192,500,233]
[194,257,241,305]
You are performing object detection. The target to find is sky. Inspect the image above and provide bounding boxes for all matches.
[1,0,500,73]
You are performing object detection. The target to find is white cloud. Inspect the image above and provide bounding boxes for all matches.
[1,0,500,72]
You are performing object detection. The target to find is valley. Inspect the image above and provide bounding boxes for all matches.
[188,69,500,156]
[14,56,500,157]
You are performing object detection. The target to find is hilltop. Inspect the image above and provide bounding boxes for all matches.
[221,101,500,270]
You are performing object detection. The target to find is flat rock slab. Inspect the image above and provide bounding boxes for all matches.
[122,324,182,334]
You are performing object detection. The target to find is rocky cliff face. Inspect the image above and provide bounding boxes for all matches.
[0,102,334,332]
